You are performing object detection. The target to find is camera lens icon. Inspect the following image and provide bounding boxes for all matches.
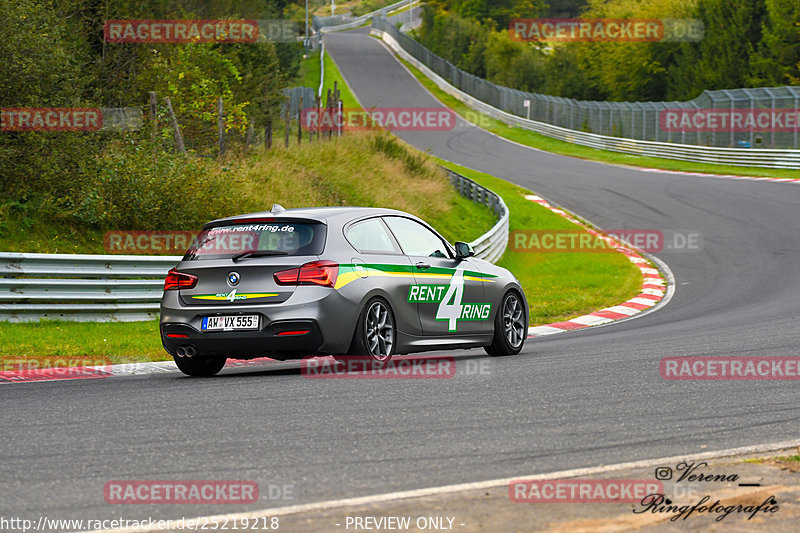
[655,467,673,480]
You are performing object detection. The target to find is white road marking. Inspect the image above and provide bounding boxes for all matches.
[82,438,800,533]
[528,325,569,336]
[602,305,640,316]
[567,315,614,326]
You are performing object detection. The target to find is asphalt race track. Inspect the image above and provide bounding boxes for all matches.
[1,27,799,526]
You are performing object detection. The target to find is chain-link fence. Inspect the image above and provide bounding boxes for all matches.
[374,17,800,149]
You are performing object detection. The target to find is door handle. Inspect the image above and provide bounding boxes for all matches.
[415,262,430,270]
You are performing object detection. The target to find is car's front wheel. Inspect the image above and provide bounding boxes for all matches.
[173,354,227,377]
[349,297,396,363]
[485,291,526,357]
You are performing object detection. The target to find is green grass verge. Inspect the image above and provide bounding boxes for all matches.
[0,320,169,363]
[398,57,800,180]
[295,47,360,110]
[322,50,361,109]
[434,159,642,325]
[297,48,321,89]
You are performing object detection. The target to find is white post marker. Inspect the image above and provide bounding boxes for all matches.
[338,99,343,136]
[523,99,531,120]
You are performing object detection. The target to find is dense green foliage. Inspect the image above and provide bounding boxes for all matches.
[0,0,305,238]
[417,0,800,102]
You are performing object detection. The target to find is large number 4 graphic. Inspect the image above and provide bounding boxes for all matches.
[435,269,464,331]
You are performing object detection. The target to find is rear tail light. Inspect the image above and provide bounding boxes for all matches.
[274,260,339,288]
[164,268,198,290]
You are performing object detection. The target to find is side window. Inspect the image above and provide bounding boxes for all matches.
[383,216,451,258]
[345,218,400,254]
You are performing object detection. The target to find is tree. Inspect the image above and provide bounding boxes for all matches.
[749,0,800,86]
[0,0,94,197]
[484,31,545,91]
[543,44,596,99]
[561,0,700,102]
[667,0,766,100]
[545,0,589,17]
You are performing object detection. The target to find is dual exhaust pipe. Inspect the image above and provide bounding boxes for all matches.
[176,345,197,358]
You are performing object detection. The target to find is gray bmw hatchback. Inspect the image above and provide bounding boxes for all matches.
[160,205,528,376]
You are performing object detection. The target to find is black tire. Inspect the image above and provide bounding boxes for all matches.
[349,297,396,363]
[173,354,227,377]
[485,291,527,357]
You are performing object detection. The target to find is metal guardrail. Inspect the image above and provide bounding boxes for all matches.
[0,253,180,322]
[0,171,509,322]
[444,168,509,263]
[317,0,414,33]
[373,19,800,169]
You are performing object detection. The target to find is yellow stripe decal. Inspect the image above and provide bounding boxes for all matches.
[191,293,278,300]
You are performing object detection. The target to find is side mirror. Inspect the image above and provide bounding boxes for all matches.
[454,241,475,260]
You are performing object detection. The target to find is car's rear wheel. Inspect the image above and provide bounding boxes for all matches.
[349,297,395,363]
[485,291,526,357]
[173,354,227,377]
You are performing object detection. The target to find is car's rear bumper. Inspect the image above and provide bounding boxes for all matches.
[159,286,360,358]
[160,319,325,359]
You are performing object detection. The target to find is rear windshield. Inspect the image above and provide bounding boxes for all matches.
[183,221,326,260]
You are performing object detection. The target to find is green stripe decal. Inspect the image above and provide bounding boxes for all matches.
[334,263,497,290]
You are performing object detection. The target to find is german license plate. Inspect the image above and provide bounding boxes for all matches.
[202,315,259,331]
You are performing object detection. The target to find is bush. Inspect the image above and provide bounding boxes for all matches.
[75,138,256,230]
